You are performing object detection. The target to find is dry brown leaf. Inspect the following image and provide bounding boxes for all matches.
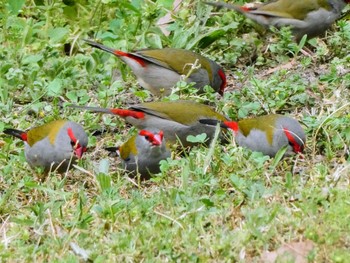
[157,0,183,36]
[260,60,296,76]
[261,240,314,263]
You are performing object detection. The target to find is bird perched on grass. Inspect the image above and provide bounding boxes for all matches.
[69,100,228,147]
[106,129,171,179]
[205,0,349,41]
[4,120,88,173]
[200,114,305,156]
[84,39,227,96]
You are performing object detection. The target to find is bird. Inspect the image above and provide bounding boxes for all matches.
[4,120,88,173]
[200,114,305,157]
[204,0,349,41]
[106,129,171,179]
[84,39,227,96]
[68,100,229,147]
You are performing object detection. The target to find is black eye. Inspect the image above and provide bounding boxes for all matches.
[144,136,149,140]
[70,141,76,147]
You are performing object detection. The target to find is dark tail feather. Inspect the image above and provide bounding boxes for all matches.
[199,119,228,128]
[83,39,116,55]
[4,128,27,141]
[105,146,120,157]
[67,104,114,114]
[105,146,119,152]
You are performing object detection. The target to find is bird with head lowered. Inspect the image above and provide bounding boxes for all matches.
[200,114,305,157]
[106,128,171,180]
[205,0,350,41]
[4,120,88,173]
[84,39,227,96]
[69,100,229,147]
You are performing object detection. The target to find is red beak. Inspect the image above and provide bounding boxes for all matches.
[74,146,85,159]
[152,131,164,146]
[152,134,162,146]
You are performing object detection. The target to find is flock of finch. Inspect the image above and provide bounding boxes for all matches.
[4,0,349,179]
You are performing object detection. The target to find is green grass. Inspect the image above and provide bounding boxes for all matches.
[1,0,350,261]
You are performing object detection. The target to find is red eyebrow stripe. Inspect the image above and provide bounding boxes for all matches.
[21,133,28,141]
[67,127,77,143]
[139,130,153,137]
[109,109,145,119]
[139,130,162,145]
[283,128,303,153]
[218,69,226,95]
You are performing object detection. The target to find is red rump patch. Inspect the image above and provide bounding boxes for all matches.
[283,128,303,153]
[223,121,239,134]
[241,6,253,12]
[241,7,251,12]
[218,69,227,95]
[114,50,147,67]
[21,133,28,142]
[110,109,145,119]
[114,50,129,57]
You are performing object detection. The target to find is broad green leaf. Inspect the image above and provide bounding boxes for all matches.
[48,27,69,43]
[47,78,62,96]
[198,29,226,49]
[7,0,25,15]
[22,54,43,65]
[186,133,207,143]
[63,6,78,19]
[99,158,110,175]
[157,0,173,9]
[201,198,214,207]
[66,91,78,102]
[146,33,163,49]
